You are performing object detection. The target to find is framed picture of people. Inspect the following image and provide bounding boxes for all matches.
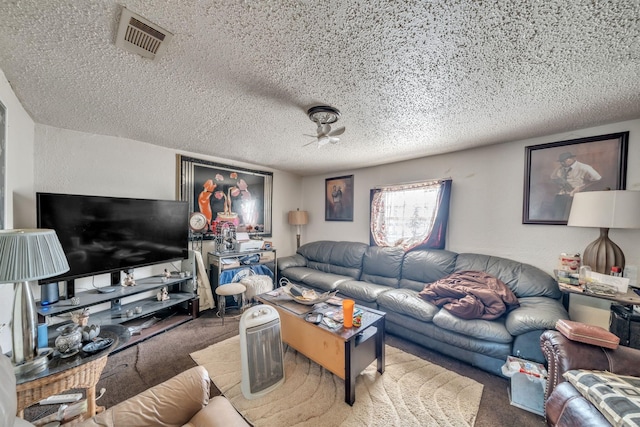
[523,132,629,225]
[325,175,354,221]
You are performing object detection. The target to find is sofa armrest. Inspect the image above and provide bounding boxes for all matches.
[504,297,569,336]
[278,254,307,270]
[540,330,640,402]
[79,366,210,427]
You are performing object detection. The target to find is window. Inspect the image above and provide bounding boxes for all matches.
[370,179,451,251]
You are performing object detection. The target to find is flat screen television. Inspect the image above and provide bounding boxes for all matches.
[36,192,189,284]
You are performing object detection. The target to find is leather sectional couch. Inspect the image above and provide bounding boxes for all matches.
[278,240,570,376]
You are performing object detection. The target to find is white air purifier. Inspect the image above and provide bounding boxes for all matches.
[240,305,285,399]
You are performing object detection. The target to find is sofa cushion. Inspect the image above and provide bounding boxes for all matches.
[399,249,457,292]
[277,254,307,270]
[360,246,404,287]
[432,309,513,343]
[298,241,367,279]
[376,288,440,322]
[295,270,353,292]
[279,266,316,284]
[455,253,561,298]
[564,369,640,427]
[336,279,393,303]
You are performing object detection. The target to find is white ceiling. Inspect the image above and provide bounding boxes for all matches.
[1,1,639,176]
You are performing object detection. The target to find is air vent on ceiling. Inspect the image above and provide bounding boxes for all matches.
[115,7,173,61]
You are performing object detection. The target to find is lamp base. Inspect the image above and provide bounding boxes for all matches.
[12,347,53,376]
[296,234,301,250]
[582,228,625,274]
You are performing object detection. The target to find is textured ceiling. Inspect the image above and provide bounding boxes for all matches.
[1,1,639,176]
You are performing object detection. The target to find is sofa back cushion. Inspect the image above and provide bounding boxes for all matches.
[399,249,457,292]
[455,253,561,298]
[360,246,404,287]
[297,241,367,279]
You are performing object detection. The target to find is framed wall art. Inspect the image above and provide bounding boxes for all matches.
[325,174,354,221]
[523,132,628,225]
[178,155,273,238]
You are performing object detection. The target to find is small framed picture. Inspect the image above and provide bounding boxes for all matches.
[325,175,354,221]
[262,241,272,250]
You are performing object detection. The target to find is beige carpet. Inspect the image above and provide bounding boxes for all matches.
[191,335,483,426]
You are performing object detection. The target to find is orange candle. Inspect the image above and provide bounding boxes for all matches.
[342,299,355,328]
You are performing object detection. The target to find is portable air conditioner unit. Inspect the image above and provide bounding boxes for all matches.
[240,305,285,399]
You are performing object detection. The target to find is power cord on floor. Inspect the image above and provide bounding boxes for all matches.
[96,387,106,401]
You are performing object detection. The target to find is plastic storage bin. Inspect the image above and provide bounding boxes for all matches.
[502,356,548,416]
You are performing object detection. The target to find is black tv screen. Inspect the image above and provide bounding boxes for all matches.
[37,193,189,284]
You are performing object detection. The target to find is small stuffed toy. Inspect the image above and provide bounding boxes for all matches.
[156,286,170,301]
[122,272,136,286]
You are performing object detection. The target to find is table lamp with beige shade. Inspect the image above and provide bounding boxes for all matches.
[288,209,309,249]
[567,190,640,274]
[0,229,69,374]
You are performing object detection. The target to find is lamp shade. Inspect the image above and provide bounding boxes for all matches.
[567,191,640,229]
[288,210,309,226]
[0,229,69,283]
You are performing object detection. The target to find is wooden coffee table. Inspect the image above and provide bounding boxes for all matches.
[257,289,385,405]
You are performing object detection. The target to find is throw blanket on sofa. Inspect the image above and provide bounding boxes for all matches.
[418,270,520,320]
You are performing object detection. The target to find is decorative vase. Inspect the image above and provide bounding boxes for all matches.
[81,324,100,342]
[55,325,82,355]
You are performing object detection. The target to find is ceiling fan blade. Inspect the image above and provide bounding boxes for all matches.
[317,136,330,146]
[328,126,345,137]
[302,134,317,138]
[303,139,318,147]
[329,137,340,144]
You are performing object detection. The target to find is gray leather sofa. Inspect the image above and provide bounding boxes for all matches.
[278,240,569,376]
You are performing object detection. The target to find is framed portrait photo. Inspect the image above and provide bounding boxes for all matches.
[325,175,354,221]
[523,132,628,225]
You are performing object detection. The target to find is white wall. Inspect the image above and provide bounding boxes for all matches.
[0,69,37,352]
[33,125,302,256]
[301,120,640,328]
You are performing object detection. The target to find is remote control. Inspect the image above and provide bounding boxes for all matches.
[39,393,83,405]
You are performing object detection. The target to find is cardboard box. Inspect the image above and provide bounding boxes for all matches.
[502,356,547,416]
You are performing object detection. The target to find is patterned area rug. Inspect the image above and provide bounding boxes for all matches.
[191,335,483,426]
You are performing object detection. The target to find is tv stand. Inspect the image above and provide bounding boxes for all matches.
[36,274,198,351]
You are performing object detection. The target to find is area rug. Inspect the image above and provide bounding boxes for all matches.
[191,335,483,426]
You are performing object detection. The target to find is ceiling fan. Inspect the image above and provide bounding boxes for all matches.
[303,105,345,147]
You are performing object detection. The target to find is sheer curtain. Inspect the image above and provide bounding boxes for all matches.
[369,179,452,251]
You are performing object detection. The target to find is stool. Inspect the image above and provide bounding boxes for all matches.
[215,283,246,325]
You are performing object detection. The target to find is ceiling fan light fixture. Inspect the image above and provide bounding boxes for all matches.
[307,105,340,125]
